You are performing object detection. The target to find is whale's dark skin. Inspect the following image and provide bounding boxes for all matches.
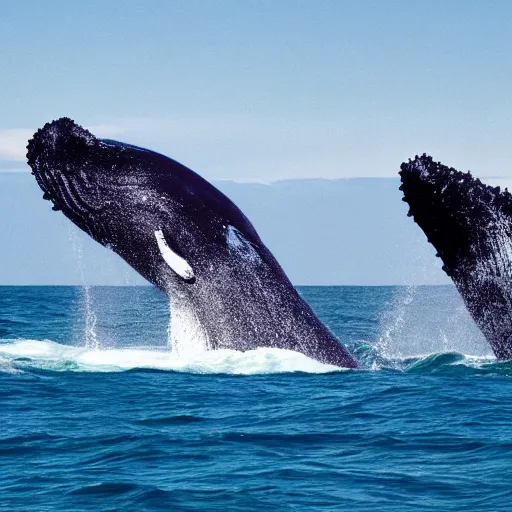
[400,154,512,359]
[26,118,357,368]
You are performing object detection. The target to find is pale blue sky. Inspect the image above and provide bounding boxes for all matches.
[1,1,512,284]
[1,0,512,181]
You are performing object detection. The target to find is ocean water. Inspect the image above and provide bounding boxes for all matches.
[1,285,512,511]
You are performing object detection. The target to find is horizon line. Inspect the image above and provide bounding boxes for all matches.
[0,283,455,288]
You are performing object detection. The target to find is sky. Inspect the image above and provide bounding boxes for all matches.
[1,0,512,181]
[1,1,512,284]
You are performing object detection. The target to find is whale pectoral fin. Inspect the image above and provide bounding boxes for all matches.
[154,229,195,282]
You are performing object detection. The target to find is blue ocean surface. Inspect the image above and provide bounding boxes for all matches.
[1,285,512,511]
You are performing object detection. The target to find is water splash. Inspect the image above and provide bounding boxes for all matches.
[375,285,489,361]
[0,339,340,375]
[67,225,100,350]
[375,285,416,362]
[82,286,99,350]
[167,294,209,356]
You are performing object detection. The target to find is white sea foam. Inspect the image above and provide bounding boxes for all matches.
[0,339,342,375]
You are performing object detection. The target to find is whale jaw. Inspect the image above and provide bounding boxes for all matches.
[400,154,512,359]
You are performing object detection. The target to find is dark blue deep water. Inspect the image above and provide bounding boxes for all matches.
[1,286,512,511]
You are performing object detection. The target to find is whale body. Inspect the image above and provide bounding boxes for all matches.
[26,118,357,368]
[400,154,512,359]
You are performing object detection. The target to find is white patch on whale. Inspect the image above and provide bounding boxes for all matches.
[154,229,194,280]
[226,225,260,263]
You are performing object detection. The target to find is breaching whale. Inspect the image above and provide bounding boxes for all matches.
[400,154,512,359]
[26,118,358,368]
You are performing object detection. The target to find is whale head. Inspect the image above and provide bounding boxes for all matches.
[27,118,268,291]
[399,154,512,359]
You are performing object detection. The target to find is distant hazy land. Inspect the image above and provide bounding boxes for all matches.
[0,172,448,286]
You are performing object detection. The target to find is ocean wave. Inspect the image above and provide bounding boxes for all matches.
[0,338,508,377]
[0,339,342,375]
